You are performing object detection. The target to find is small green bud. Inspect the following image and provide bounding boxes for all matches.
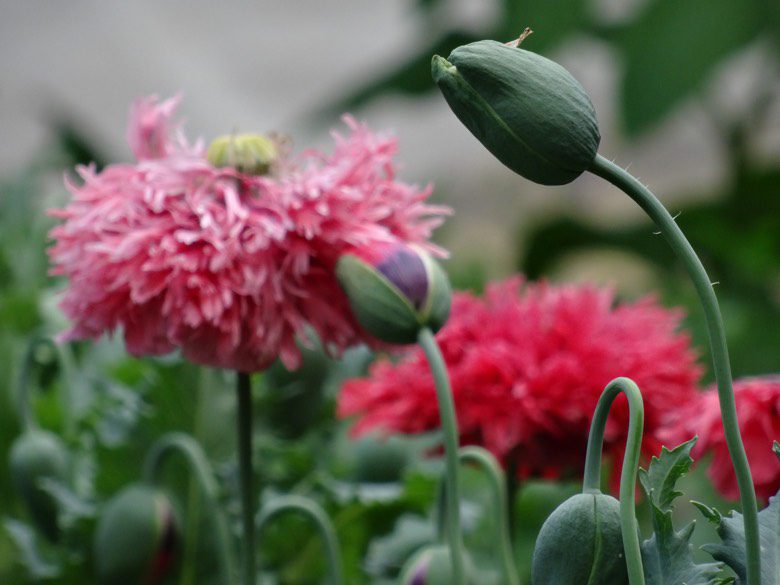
[432,40,600,185]
[336,244,451,344]
[206,133,279,175]
[9,429,70,542]
[532,493,628,584]
[94,485,180,585]
[399,545,455,585]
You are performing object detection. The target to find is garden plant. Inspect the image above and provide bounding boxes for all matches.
[2,16,780,585]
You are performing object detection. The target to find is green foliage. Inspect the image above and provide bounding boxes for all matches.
[698,487,780,584]
[639,439,723,585]
[614,0,762,137]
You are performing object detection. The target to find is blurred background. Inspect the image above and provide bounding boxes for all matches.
[1,0,779,583]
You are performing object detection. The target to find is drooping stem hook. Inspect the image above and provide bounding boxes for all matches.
[257,495,344,585]
[581,377,645,585]
[143,432,235,582]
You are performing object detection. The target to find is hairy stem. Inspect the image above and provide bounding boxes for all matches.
[589,154,760,585]
[418,327,466,585]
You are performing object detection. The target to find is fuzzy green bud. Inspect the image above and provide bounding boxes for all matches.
[432,40,600,185]
[206,133,279,175]
[94,485,180,585]
[336,244,451,344]
[9,429,70,542]
[532,493,628,584]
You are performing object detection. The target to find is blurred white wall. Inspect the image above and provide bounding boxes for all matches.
[2,1,777,280]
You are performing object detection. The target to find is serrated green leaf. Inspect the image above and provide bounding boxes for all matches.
[700,489,780,584]
[2,518,60,579]
[364,514,436,578]
[618,0,762,136]
[640,439,724,585]
[773,441,780,463]
[640,438,697,513]
[692,501,723,525]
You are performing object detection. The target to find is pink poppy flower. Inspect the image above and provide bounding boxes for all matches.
[338,277,702,482]
[663,376,780,501]
[49,95,449,372]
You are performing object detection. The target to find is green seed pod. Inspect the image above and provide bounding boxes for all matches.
[8,429,70,542]
[532,493,628,584]
[432,40,600,185]
[399,545,456,585]
[206,133,279,175]
[337,244,451,344]
[94,485,180,585]
[351,435,411,484]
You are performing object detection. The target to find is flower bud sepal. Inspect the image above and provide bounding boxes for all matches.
[336,245,451,344]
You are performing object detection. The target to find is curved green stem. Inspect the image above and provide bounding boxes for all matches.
[589,154,760,585]
[257,495,344,585]
[16,336,76,437]
[236,371,256,585]
[582,377,645,585]
[460,446,519,585]
[142,432,235,582]
[418,327,466,585]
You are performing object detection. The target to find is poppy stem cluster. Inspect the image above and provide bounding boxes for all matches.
[588,155,762,584]
[582,378,646,585]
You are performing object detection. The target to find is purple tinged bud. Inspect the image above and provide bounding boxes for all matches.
[375,247,429,310]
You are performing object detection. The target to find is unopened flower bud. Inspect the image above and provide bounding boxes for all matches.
[9,429,70,542]
[532,493,628,584]
[336,245,451,344]
[206,133,279,176]
[432,40,600,185]
[94,485,179,585]
[399,545,455,585]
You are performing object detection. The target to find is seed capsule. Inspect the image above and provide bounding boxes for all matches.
[532,492,629,584]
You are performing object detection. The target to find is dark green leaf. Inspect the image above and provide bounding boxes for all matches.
[640,438,697,513]
[364,514,436,578]
[2,518,60,579]
[619,0,762,136]
[700,488,780,584]
[640,439,724,584]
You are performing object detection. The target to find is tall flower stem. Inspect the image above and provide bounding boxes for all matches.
[257,495,344,585]
[143,432,235,582]
[589,154,760,585]
[460,446,519,585]
[418,327,466,585]
[236,371,256,585]
[582,377,645,585]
